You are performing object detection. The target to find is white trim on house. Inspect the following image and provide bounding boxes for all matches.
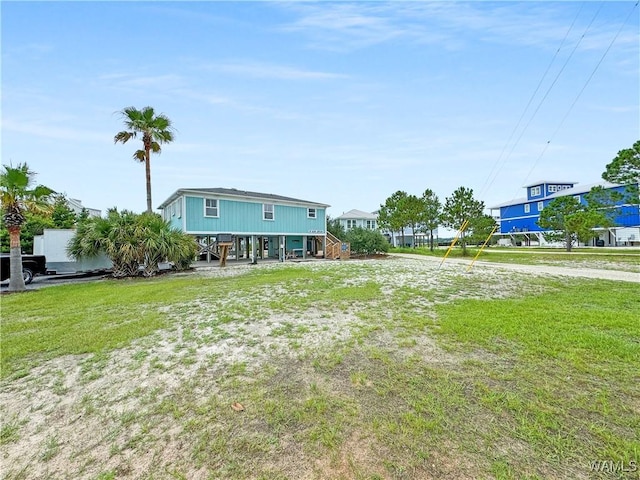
[158,188,330,211]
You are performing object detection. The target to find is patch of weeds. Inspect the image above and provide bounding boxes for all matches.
[80,351,110,382]
[7,368,29,381]
[156,396,185,420]
[109,442,121,457]
[40,435,60,461]
[205,353,221,367]
[150,356,167,371]
[120,409,138,426]
[131,349,149,367]
[255,471,289,480]
[0,416,22,444]
[397,337,418,348]
[228,361,248,376]
[51,369,68,395]
[95,471,117,480]
[270,322,295,338]
[350,371,369,388]
[312,350,346,371]
[76,394,97,416]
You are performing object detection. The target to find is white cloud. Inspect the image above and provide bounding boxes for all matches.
[275,2,638,53]
[213,61,349,80]
[98,73,187,90]
[2,118,109,143]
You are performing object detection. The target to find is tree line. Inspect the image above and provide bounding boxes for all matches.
[329,140,640,254]
[377,186,496,255]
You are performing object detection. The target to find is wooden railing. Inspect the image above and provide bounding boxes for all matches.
[324,232,349,259]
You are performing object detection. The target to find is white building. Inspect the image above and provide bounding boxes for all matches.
[336,208,438,247]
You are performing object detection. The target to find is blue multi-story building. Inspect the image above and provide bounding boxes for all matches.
[158,188,331,261]
[489,180,640,246]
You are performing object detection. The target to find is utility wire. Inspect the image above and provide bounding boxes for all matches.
[479,2,586,198]
[520,1,639,188]
[488,1,607,214]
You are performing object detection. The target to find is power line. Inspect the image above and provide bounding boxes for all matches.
[520,0,639,188]
[479,2,586,198]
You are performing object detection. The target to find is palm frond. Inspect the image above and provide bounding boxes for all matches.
[114,131,135,144]
[133,150,146,162]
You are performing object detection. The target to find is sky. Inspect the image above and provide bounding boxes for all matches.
[2,1,639,224]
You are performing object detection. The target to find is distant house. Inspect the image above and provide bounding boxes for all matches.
[337,208,437,248]
[158,188,332,261]
[336,209,378,231]
[67,198,101,218]
[489,180,640,246]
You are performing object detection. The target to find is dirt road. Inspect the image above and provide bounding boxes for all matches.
[390,253,640,283]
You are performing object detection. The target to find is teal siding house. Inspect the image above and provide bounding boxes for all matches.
[158,188,330,261]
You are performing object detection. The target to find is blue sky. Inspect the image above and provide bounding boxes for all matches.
[2,1,638,222]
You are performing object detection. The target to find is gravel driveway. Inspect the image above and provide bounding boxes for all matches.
[390,253,640,283]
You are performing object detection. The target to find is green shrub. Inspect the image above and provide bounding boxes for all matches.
[68,209,198,277]
[345,227,389,255]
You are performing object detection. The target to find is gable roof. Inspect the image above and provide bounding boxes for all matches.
[158,188,330,210]
[336,209,377,220]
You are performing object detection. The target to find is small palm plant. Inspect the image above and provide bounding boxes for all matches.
[0,163,54,292]
[68,209,197,278]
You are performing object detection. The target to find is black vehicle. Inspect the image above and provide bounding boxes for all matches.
[0,254,48,285]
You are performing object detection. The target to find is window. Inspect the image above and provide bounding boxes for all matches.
[205,198,218,217]
[263,203,274,220]
[307,208,316,218]
[538,201,544,211]
[524,204,530,213]
[347,219,356,229]
[574,195,581,203]
[177,198,182,218]
[366,220,376,229]
[530,186,541,196]
[548,185,558,193]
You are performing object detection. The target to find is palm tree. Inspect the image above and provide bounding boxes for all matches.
[114,106,175,214]
[68,208,197,278]
[0,163,54,292]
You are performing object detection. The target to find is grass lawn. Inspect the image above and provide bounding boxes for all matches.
[1,257,638,479]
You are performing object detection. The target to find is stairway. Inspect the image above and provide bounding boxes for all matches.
[324,232,349,259]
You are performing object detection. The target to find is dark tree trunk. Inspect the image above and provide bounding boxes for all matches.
[8,227,26,292]
[145,147,152,214]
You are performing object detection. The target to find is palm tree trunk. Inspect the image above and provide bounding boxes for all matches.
[8,226,26,292]
[145,147,152,214]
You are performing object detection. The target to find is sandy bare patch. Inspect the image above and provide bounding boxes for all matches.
[1,255,634,479]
